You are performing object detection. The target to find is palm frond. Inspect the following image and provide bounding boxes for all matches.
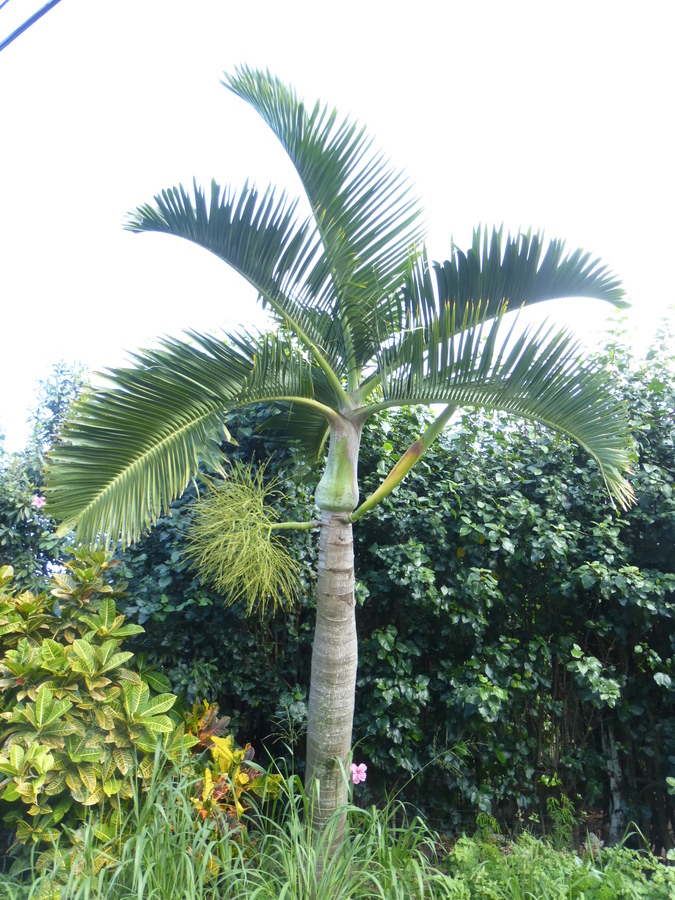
[224,66,426,370]
[430,226,626,321]
[376,305,634,508]
[238,331,318,405]
[126,179,348,382]
[45,332,334,548]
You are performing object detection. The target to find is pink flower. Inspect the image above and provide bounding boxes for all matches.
[31,496,46,509]
[350,763,367,784]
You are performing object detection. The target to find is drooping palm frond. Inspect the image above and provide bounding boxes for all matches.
[224,67,426,374]
[374,302,634,508]
[45,332,337,548]
[252,347,338,463]
[354,229,627,408]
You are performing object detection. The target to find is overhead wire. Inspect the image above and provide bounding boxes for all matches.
[0,0,62,54]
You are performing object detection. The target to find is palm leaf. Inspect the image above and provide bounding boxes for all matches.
[126,179,349,383]
[376,303,634,508]
[45,332,334,548]
[258,404,331,465]
[430,226,626,321]
[224,67,425,372]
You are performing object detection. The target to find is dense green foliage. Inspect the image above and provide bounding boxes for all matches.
[1,333,674,847]
[2,763,673,900]
[443,832,675,899]
[109,328,675,846]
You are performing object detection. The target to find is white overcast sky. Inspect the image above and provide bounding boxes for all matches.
[1,0,673,451]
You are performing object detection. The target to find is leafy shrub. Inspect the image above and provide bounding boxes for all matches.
[187,699,283,838]
[0,551,197,851]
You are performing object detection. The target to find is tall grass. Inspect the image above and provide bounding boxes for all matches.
[19,763,456,900]
[2,761,673,900]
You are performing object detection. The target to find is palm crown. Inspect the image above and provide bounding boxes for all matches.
[46,66,633,547]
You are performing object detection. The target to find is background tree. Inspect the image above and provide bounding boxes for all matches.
[46,69,634,829]
[0,363,85,591]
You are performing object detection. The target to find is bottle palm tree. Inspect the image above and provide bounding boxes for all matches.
[46,68,634,830]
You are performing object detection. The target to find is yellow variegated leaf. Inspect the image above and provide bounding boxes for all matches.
[34,686,52,727]
[82,785,104,806]
[138,756,154,781]
[139,716,173,735]
[10,744,24,770]
[119,780,133,799]
[76,765,97,794]
[202,768,213,802]
[113,748,133,775]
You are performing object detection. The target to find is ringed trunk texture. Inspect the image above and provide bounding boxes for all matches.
[305,510,357,835]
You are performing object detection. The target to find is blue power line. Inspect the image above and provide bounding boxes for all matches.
[0,0,63,54]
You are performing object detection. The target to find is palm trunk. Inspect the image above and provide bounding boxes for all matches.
[305,511,357,833]
[305,415,361,838]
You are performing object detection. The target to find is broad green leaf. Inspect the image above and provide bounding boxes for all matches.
[82,785,104,807]
[52,796,73,824]
[113,748,134,776]
[123,682,146,718]
[10,745,25,770]
[98,598,116,629]
[99,651,134,674]
[141,671,172,694]
[2,783,20,802]
[41,697,73,728]
[77,765,97,794]
[44,772,66,795]
[99,752,116,783]
[71,640,96,675]
[103,778,122,797]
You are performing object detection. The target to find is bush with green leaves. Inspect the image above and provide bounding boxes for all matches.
[0,551,196,851]
[351,324,675,847]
